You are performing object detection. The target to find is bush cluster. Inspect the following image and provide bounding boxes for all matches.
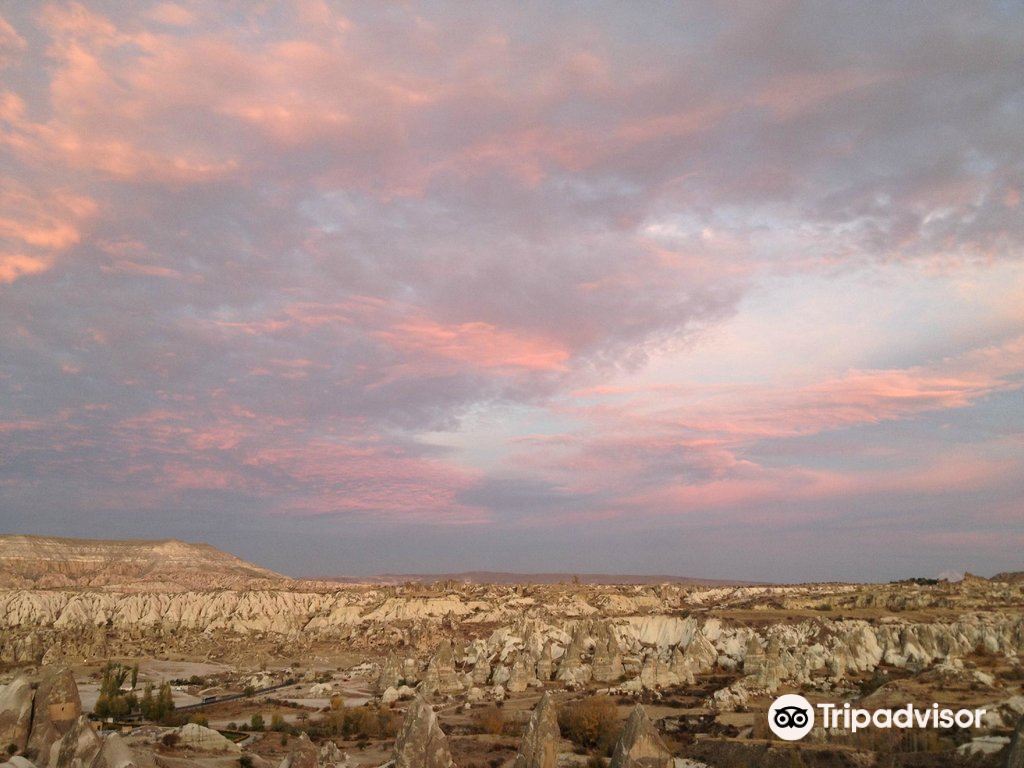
[557,696,619,755]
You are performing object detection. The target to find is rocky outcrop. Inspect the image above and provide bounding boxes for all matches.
[0,676,34,753]
[377,654,404,693]
[535,644,554,682]
[556,628,591,686]
[471,656,491,686]
[48,716,100,768]
[592,625,624,684]
[173,723,240,753]
[609,705,673,768]
[90,734,134,768]
[681,630,717,673]
[507,656,535,693]
[420,640,463,696]
[279,733,318,768]
[393,696,453,768]
[26,668,81,763]
[513,692,559,768]
[319,740,348,768]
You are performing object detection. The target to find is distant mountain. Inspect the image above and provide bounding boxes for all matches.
[0,534,290,591]
[991,571,1024,584]
[321,570,757,586]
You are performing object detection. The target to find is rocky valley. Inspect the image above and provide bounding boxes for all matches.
[1,536,1022,768]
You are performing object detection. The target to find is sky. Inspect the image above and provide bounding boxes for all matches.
[1,2,1022,582]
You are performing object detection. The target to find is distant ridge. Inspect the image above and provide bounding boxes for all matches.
[0,533,289,591]
[320,570,759,586]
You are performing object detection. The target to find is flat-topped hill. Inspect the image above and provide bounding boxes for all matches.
[0,534,289,591]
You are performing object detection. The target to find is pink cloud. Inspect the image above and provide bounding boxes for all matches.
[0,184,97,283]
[0,13,26,68]
[376,319,570,372]
[243,440,486,523]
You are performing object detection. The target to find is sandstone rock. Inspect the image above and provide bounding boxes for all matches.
[393,696,453,768]
[668,648,695,686]
[534,644,554,682]
[512,692,559,768]
[592,626,624,684]
[0,675,34,754]
[491,665,510,686]
[172,723,240,753]
[507,657,534,693]
[609,705,672,768]
[319,740,347,768]
[377,654,403,693]
[47,716,100,768]
[420,641,463,696]
[279,733,318,768]
[26,668,81,763]
[91,734,135,768]
[471,657,491,686]
[555,628,588,684]
[681,631,717,673]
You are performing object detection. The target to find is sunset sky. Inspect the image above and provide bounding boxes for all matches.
[1,2,1022,581]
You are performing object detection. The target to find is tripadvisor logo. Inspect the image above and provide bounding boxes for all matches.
[768,694,986,741]
[769,694,815,741]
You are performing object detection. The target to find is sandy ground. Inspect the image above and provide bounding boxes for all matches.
[138,660,232,679]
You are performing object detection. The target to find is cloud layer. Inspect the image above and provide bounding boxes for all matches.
[1,2,1022,580]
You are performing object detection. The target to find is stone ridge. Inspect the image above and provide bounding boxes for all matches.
[0,534,288,590]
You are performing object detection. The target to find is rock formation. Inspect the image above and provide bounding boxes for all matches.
[0,534,287,591]
[420,640,463,696]
[471,656,491,686]
[26,668,81,763]
[393,696,453,768]
[279,733,319,768]
[507,656,534,693]
[682,631,717,672]
[535,643,554,682]
[91,734,134,768]
[513,692,560,768]
[609,705,673,768]
[377,653,404,693]
[173,723,241,753]
[48,716,101,768]
[0,676,34,754]
[592,625,625,683]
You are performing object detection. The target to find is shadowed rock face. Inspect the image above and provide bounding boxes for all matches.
[279,733,319,768]
[393,696,453,768]
[513,692,560,768]
[26,668,81,763]
[0,676,34,754]
[1006,715,1024,768]
[609,705,673,768]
